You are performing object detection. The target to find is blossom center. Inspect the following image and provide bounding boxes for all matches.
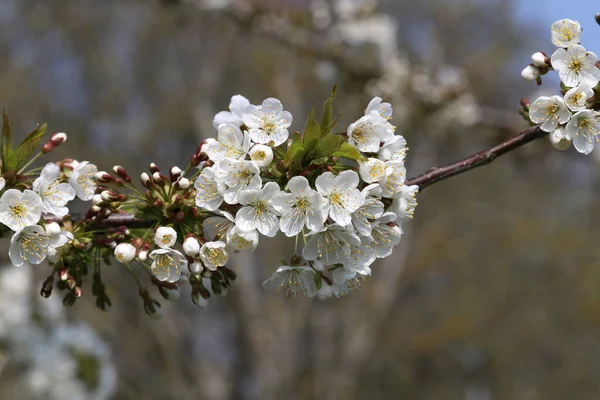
[161,234,173,245]
[559,27,574,42]
[295,196,310,211]
[254,200,268,215]
[330,192,343,205]
[254,151,266,160]
[10,203,26,219]
[207,248,227,266]
[568,57,584,73]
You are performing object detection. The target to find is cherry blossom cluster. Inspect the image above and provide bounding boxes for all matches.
[0,88,417,314]
[521,19,600,153]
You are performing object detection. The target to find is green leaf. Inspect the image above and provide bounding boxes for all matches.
[15,123,46,169]
[284,141,305,167]
[331,142,365,161]
[4,147,17,172]
[314,135,345,158]
[320,84,338,136]
[302,105,321,153]
[1,110,12,173]
[310,156,329,166]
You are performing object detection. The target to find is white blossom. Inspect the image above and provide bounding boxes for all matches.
[194,167,226,211]
[183,236,200,257]
[271,176,325,237]
[150,248,186,282]
[363,212,402,258]
[214,159,262,204]
[9,225,50,267]
[366,96,395,135]
[155,226,177,249]
[212,95,251,129]
[551,44,600,88]
[206,123,252,162]
[565,110,600,154]
[378,135,407,162]
[317,282,333,300]
[242,98,293,146]
[262,266,317,298]
[114,243,136,263]
[563,83,593,112]
[379,161,407,198]
[199,241,229,271]
[235,182,281,237]
[347,111,391,152]
[340,244,377,272]
[302,224,361,265]
[529,96,571,133]
[226,226,260,251]
[32,163,76,218]
[531,52,549,68]
[551,19,582,48]
[203,211,236,241]
[0,177,5,191]
[358,157,386,183]
[391,184,419,221]
[316,171,364,226]
[249,144,274,167]
[0,189,42,231]
[351,185,384,236]
[68,161,98,201]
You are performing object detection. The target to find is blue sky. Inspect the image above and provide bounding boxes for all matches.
[517,0,599,47]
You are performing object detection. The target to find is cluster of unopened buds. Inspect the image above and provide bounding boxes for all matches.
[0,85,417,314]
[521,18,600,153]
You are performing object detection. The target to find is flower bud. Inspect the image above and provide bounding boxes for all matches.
[58,268,69,281]
[95,171,112,183]
[40,274,54,298]
[92,194,103,206]
[45,222,62,237]
[149,163,160,173]
[177,177,190,189]
[183,236,200,257]
[50,132,67,146]
[73,286,83,297]
[155,226,177,249]
[114,242,136,263]
[113,165,131,182]
[531,52,549,68]
[170,166,182,181]
[521,65,541,82]
[152,172,165,186]
[137,249,149,262]
[192,290,209,308]
[190,262,203,274]
[100,190,112,202]
[41,142,55,153]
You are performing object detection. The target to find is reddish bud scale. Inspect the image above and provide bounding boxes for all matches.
[41,142,54,153]
[145,190,155,202]
[149,163,160,173]
[50,132,67,146]
[73,287,83,297]
[153,199,164,208]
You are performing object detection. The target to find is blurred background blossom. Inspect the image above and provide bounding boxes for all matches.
[1,0,600,399]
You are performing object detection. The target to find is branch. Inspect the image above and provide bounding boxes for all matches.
[405,125,546,191]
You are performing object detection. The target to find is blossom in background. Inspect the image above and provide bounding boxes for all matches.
[551,44,600,88]
[316,171,364,226]
[9,225,50,267]
[155,226,177,249]
[565,110,600,155]
[235,182,281,237]
[249,144,274,167]
[563,83,594,112]
[149,248,187,282]
[199,241,229,270]
[206,123,252,161]
[243,98,293,146]
[32,162,76,218]
[68,161,98,201]
[214,158,262,204]
[303,224,361,265]
[551,19,582,48]
[194,167,225,211]
[272,176,325,237]
[347,111,390,152]
[262,265,317,298]
[212,94,251,129]
[529,96,571,133]
[0,189,42,231]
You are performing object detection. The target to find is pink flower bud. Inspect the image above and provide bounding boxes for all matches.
[50,132,67,146]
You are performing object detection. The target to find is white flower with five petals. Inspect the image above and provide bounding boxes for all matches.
[0,189,42,231]
[9,225,49,267]
[316,171,364,227]
[212,95,251,129]
[565,110,600,154]
[33,163,76,218]
[199,241,229,271]
[379,162,407,198]
[351,185,384,237]
[206,124,252,162]
[563,83,594,112]
[149,248,187,282]
[271,176,325,237]
[366,96,395,135]
[235,182,281,237]
[529,96,571,133]
[155,226,177,249]
[194,167,225,211]
[249,144,274,167]
[363,212,403,258]
[551,44,600,88]
[302,224,361,266]
[551,19,582,48]
[242,98,293,146]
[358,158,386,183]
[378,135,407,162]
[347,111,391,153]
[69,161,98,201]
[262,265,316,298]
[391,184,419,221]
[214,159,262,204]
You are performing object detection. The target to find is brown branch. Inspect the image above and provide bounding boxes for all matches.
[65,125,546,228]
[405,125,546,191]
